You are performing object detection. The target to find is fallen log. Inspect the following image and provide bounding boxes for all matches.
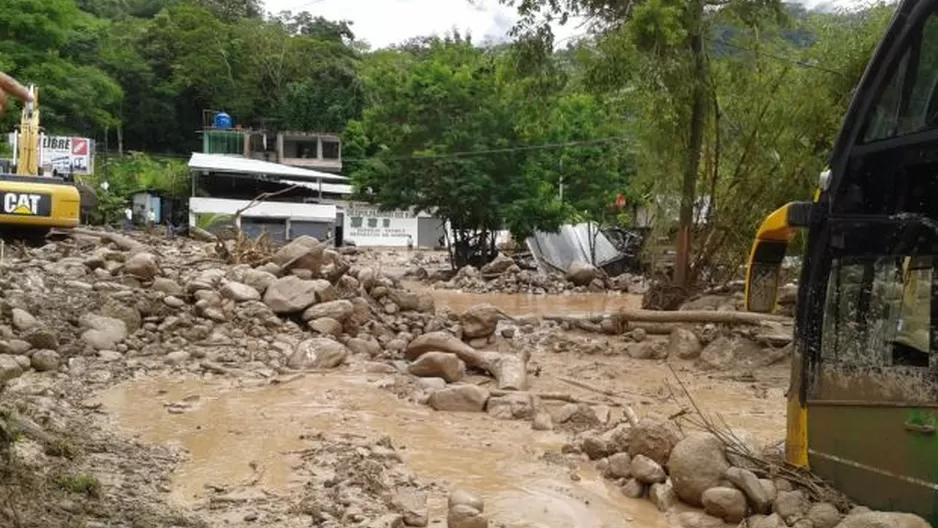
[489,389,610,406]
[405,331,527,390]
[617,308,790,325]
[71,228,143,252]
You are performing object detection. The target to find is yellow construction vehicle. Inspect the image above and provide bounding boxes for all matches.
[2,85,81,240]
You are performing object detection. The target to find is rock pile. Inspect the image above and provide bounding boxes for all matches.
[572,418,931,528]
[429,255,647,295]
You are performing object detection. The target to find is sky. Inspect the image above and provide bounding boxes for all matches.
[262,0,864,49]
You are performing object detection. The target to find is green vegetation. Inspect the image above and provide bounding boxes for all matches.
[54,472,101,498]
[0,0,898,282]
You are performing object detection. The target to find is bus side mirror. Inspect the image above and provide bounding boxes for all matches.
[745,202,812,313]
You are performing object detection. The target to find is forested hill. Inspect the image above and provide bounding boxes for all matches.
[1,0,892,155]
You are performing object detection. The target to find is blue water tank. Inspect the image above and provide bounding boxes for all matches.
[214,112,233,129]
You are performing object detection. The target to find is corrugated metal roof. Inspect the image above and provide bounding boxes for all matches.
[188,153,347,182]
[526,223,623,273]
[281,179,353,195]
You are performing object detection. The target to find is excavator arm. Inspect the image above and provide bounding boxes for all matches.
[15,85,40,176]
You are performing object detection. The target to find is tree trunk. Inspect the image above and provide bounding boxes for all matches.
[674,5,707,289]
[404,331,528,390]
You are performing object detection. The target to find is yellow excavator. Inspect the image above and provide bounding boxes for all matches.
[2,84,82,241]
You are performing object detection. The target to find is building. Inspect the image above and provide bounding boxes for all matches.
[191,114,445,247]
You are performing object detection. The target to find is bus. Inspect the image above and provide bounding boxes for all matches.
[744,0,938,520]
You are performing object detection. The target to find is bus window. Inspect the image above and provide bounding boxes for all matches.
[821,256,931,368]
[862,11,938,141]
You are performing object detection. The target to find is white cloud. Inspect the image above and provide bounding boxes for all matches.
[261,0,582,48]
[262,0,873,49]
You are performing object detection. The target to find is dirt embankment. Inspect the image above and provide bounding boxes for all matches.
[0,232,929,528]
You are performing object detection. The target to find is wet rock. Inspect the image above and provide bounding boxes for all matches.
[263,276,322,313]
[387,289,422,312]
[221,281,262,302]
[447,505,487,528]
[702,486,747,523]
[80,315,128,350]
[759,479,778,505]
[621,478,646,499]
[101,301,142,333]
[391,487,428,527]
[408,352,465,383]
[123,252,160,280]
[30,349,59,372]
[241,268,276,293]
[601,423,632,454]
[604,453,632,479]
[673,511,727,528]
[485,392,534,420]
[836,512,932,528]
[302,300,355,322]
[308,317,343,336]
[773,490,809,525]
[627,341,667,360]
[566,261,598,286]
[448,489,485,512]
[98,350,122,362]
[460,304,501,339]
[668,328,702,360]
[11,308,37,331]
[0,339,31,355]
[165,351,190,365]
[481,253,514,275]
[667,432,731,507]
[648,481,678,512]
[286,338,349,369]
[13,355,29,370]
[726,467,771,514]
[726,428,761,470]
[807,503,843,528]
[580,433,613,460]
[24,329,57,351]
[0,354,24,384]
[631,454,667,484]
[628,418,681,466]
[428,385,489,412]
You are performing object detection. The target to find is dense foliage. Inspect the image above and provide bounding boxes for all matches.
[0,0,898,278]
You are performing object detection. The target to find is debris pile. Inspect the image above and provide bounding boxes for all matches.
[429,255,648,295]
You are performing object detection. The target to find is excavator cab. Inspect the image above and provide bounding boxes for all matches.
[1,85,81,241]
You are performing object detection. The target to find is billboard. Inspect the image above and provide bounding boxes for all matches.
[7,134,95,175]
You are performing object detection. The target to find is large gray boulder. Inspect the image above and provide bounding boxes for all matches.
[667,432,731,507]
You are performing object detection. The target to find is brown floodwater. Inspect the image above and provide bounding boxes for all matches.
[95,374,675,527]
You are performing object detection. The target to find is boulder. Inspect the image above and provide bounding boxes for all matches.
[773,490,809,525]
[220,281,261,302]
[11,308,37,331]
[428,385,489,412]
[835,512,932,528]
[241,268,277,293]
[649,481,679,512]
[460,304,501,339]
[302,300,355,322]
[485,392,534,420]
[123,252,160,280]
[667,432,731,507]
[604,453,632,479]
[628,418,681,466]
[668,328,702,360]
[308,317,343,336]
[448,489,484,512]
[807,503,843,528]
[628,341,667,360]
[286,338,349,369]
[272,236,325,273]
[80,315,128,350]
[391,487,428,527]
[0,354,24,385]
[263,276,321,313]
[447,505,487,528]
[30,349,60,372]
[152,277,184,296]
[701,487,747,523]
[631,454,667,484]
[481,253,514,275]
[621,478,646,499]
[672,511,727,528]
[726,467,771,514]
[408,352,465,383]
[566,261,599,286]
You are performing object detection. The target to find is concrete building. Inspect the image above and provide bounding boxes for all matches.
[192,116,445,247]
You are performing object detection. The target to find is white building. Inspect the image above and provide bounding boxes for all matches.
[187,153,445,248]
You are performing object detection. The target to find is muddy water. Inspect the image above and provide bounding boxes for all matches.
[405,282,642,318]
[96,374,669,527]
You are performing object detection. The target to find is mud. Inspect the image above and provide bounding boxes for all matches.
[420,286,642,318]
[97,373,674,527]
